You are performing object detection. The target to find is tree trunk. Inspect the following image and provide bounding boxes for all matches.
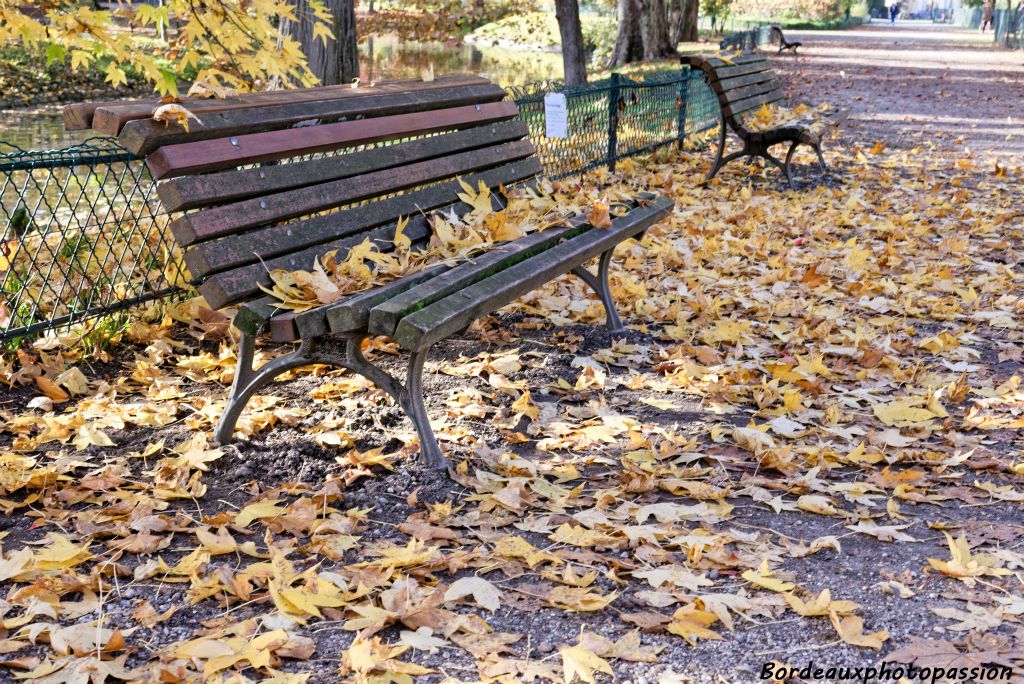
[291,0,359,86]
[608,0,643,66]
[608,0,675,66]
[681,0,699,41]
[639,0,675,59]
[669,0,684,44]
[555,0,588,85]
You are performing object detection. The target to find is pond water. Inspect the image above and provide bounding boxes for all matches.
[0,36,565,153]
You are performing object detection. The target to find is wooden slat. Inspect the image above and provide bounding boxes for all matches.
[290,263,451,341]
[236,260,446,342]
[233,299,283,337]
[184,160,528,278]
[367,214,590,338]
[392,195,673,352]
[92,74,489,136]
[122,82,507,156]
[721,81,782,106]
[724,90,784,118]
[175,138,534,253]
[712,71,778,96]
[147,100,520,180]
[703,61,772,84]
[63,97,156,131]
[158,119,528,213]
[196,158,542,308]
[205,214,429,314]
[682,54,765,70]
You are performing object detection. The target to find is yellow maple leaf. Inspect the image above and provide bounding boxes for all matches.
[741,560,795,593]
[785,589,859,617]
[666,606,723,645]
[927,532,1011,582]
[830,614,888,650]
[559,645,613,684]
[546,586,618,612]
[235,499,288,527]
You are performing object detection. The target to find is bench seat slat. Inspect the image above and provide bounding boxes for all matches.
[147,100,520,180]
[298,263,452,340]
[92,74,490,136]
[197,158,542,308]
[234,247,447,341]
[175,138,535,251]
[392,195,673,352]
[158,120,529,212]
[367,214,590,339]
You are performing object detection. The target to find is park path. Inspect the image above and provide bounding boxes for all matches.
[768,20,1024,158]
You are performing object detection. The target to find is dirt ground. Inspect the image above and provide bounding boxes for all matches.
[1,21,1023,684]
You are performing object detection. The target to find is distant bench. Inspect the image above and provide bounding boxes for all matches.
[65,75,673,469]
[683,53,846,187]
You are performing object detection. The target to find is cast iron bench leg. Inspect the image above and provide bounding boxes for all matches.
[764,150,794,189]
[571,247,626,333]
[214,331,447,469]
[703,112,729,185]
[400,347,447,470]
[813,143,827,171]
[214,333,324,446]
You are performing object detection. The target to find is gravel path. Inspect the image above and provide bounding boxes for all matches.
[768,20,1024,157]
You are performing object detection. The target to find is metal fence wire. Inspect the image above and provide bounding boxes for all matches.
[0,67,720,343]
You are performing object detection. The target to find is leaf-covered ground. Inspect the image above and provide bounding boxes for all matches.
[2,25,1024,684]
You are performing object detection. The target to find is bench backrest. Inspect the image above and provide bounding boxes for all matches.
[66,75,541,311]
[682,54,784,131]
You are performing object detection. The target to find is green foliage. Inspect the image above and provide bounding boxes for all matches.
[702,0,736,29]
[467,11,617,61]
[0,0,331,96]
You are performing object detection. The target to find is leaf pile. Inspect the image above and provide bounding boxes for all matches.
[258,180,626,313]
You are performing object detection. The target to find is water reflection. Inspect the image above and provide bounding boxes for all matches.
[361,34,562,85]
[1,36,564,152]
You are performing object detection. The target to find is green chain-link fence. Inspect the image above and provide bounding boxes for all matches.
[0,68,718,343]
[0,138,185,344]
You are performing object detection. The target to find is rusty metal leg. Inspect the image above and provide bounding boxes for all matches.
[215,335,323,445]
[784,141,800,185]
[400,348,447,470]
[813,143,827,172]
[572,248,626,333]
[764,151,794,189]
[703,112,729,185]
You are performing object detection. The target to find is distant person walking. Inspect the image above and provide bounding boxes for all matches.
[981,0,994,31]
[889,2,900,22]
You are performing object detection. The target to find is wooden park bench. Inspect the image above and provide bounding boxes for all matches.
[65,75,673,469]
[682,54,845,188]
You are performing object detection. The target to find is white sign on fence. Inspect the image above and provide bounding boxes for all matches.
[544,92,569,139]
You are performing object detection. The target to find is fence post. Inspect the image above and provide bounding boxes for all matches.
[676,70,690,147]
[607,72,620,172]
